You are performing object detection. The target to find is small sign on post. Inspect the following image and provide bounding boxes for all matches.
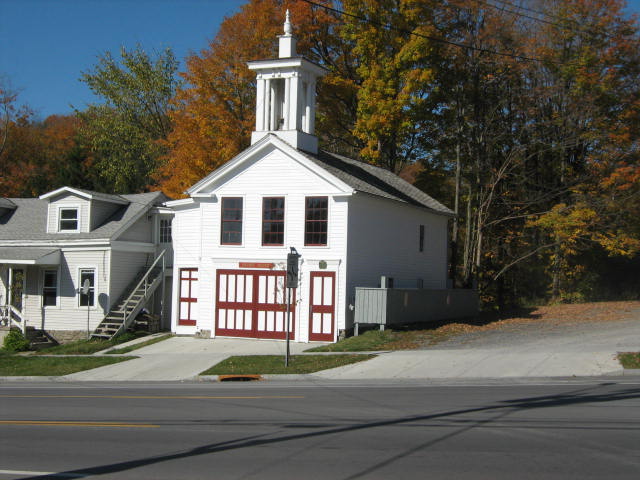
[81,279,91,339]
[287,250,300,288]
[285,247,300,367]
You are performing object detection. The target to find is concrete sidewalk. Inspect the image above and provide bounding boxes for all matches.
[4,315,638,382]
[63,336,315,381]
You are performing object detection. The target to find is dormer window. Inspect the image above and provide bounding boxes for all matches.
[59,208,79,232]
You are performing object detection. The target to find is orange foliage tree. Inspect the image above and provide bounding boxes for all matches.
[157,0,348,197]
[0,109,93,197]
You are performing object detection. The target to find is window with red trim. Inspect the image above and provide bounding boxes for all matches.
[305,196,328,246]
[221,197,243,245]
[262,197,285,245]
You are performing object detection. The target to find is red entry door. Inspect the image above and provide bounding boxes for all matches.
[215,269,295,339]
[178,268,198,326]
[309,271,335,341]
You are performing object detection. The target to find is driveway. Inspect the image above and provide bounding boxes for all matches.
[314,309,640,380]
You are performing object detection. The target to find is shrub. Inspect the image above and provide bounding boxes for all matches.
[3,329,31,352]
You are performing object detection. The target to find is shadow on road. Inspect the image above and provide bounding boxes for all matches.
[22,382,640,479]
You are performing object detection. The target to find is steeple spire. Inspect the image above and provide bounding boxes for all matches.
[279,10,297,58]
[284,9,292,35]
[247,10,327,154]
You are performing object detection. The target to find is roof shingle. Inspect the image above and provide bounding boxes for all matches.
[0,191,168,241]
[305,150,453,215]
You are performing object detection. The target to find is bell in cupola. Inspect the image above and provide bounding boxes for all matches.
[247,10,327,154]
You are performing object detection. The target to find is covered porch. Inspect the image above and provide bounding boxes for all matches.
[0,247,61,334]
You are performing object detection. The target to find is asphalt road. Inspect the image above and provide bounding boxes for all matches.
[1,379,639,479]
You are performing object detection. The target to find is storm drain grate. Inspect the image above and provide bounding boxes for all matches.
[218,374,262,382]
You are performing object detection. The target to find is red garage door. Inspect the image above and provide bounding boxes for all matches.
[215,269,295,339]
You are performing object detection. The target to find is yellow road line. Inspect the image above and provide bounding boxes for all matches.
[0,395,304,399]
[0,420,158,428]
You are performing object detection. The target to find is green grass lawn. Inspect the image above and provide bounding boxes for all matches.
[105,334,172,354]
[36,331,149,355]
[618,352,640,369]
[201,354,375,375]
[0,355,135,376]
[305,328,453,352]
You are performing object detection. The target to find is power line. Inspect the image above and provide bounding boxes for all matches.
[479,0,617,40]
[300,0,557,64]
[467,0,571,30]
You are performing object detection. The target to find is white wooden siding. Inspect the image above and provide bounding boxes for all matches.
[20,249,111,331]
[109,251,151,306]
[170,148,349,339]
[90,200,120,230]
[46,193,90,233]
[118,215,153,242]
[345,193,449,322]
[170,205,203,334]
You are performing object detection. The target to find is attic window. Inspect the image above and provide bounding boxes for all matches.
[59,208,79,232]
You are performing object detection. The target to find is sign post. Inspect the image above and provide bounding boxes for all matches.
[285,247,300,367]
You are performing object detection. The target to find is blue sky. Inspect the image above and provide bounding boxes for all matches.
[1,0,639,119]
[0,0,246,119]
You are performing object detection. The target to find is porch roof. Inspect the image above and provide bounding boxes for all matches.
[0,247,61,265]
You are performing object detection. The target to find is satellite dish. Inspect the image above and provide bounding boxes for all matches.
[81,279,91,295]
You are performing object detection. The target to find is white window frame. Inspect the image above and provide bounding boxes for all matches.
[220,196,245,246]
[260,194,287,248]
[159,218,172,244]
[42,268,60,309]
[304,195,331,248]
[77,267,97,309]
[58,206,80,232]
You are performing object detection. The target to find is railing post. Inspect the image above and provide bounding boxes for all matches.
[160,252,166,328]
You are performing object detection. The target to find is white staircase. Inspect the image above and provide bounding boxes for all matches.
[91,250,166,340]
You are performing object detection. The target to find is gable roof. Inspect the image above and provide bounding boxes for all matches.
[0,191,169,242]
[39,186,129,205]
[187,133,453,216]
[186,134,354,197]
[304,150,453,215]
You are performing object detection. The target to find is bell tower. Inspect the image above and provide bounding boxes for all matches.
[248,10,327,154]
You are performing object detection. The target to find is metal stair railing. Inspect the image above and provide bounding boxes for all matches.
[113,249,166,338]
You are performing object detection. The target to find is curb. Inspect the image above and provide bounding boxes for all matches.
[0,376,69,382]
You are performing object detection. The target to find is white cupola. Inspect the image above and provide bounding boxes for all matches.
[248,10,327,154]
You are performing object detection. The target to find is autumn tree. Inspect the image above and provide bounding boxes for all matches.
[79,45,179,193]
[0,110,94,197]
[511,0,640,300]
[158,0,352,198]
[0,76,18,158]
[340,0,443,173]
